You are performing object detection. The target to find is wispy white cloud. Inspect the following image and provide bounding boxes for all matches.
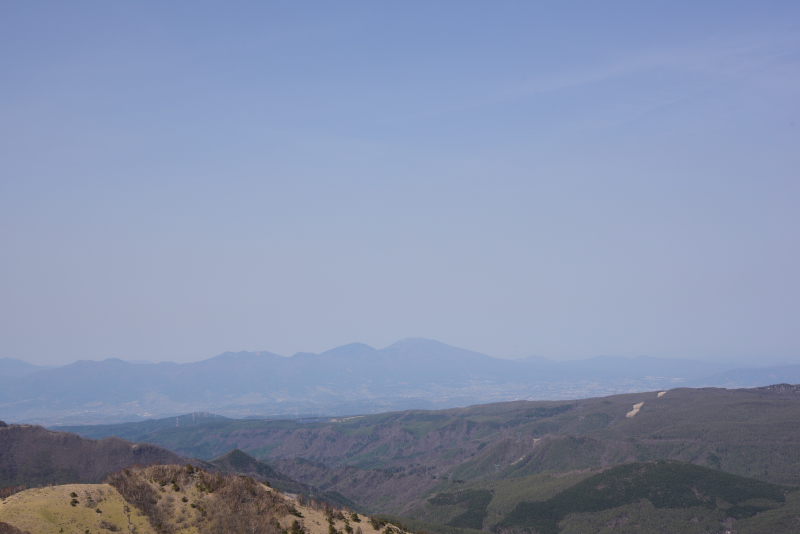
[403,31,800,126]
[506,31,800,99]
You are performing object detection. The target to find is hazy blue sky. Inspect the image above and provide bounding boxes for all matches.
[1,2,798,366]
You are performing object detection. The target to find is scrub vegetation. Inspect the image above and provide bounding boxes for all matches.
[0,465,410,534]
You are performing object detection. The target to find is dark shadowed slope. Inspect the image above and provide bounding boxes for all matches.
[0,420,350,511]
[208,449,358,509]
[0,423,186,488]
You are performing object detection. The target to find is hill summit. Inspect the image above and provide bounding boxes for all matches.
[0,423,185,488]
[0,463,411,534]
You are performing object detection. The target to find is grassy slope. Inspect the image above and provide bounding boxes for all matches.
[0,466,410,534]
[402,470,599,528]
[0,484,157,534]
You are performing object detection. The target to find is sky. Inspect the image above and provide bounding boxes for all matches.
[1,2,798,366]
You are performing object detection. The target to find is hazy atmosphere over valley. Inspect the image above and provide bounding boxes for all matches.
[1,3,800,534]
[2,2,799,369]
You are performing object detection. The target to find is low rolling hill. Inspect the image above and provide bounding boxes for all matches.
[388,461,800,534]
[0,421,185,488]
[0,420,358,512]
[0,483,156,534]
[497,461,795,534]
[0,463,407,534]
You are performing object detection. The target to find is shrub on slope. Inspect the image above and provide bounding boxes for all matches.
[107,464,292,534]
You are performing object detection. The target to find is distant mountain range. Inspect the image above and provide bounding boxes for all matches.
[2,338,799,425]
[0,358,57,378]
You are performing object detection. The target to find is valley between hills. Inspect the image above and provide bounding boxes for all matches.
[4,383,800,533]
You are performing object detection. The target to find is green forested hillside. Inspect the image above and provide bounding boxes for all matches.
[400,470,597,528]
[399,461,800,534]
[497,461,794,534]
[0,423,186,488]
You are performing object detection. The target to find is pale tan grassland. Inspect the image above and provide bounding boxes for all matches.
[0,473,403,534]
[0,483,156,534]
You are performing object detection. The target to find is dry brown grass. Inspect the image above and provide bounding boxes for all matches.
[1,465,413,534]
[106,464,407,534]
[0,483,155,534]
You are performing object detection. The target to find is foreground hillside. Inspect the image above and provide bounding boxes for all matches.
[0,464,407,534]
[0,483,155,534]
[0,421,358,512]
